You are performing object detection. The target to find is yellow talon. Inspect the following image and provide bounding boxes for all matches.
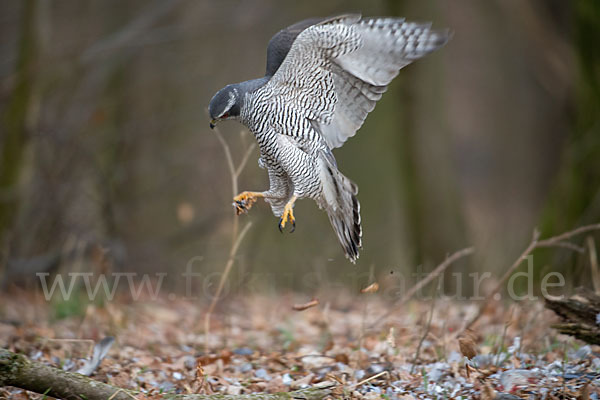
[233,191,263,215]
[278,196,297,233]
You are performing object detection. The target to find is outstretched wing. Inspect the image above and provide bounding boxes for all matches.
[263,14,450,148]
[265,17,329,77]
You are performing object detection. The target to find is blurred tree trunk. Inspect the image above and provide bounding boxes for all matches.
[385,0,467,270]
[0,0,37,261]
[539,0,600,275]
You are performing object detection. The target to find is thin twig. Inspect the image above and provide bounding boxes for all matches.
[353,370,389,388]
[495,308,513,366]
[213,128,238,209]
[369,247,474,328]
[108,388,137,400]
[235,143,257,178]
[204,221,252,352]
[204,126,255,352]
[80,0,182,64]
[588,236,600,294]
[410,279,439,374]
[464,223,600,332]
[536,241,585,253]
[536,223,600,245]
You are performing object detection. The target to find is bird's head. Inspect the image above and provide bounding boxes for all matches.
[208,84,241,129]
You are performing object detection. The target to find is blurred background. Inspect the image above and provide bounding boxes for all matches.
[0,0,598,297]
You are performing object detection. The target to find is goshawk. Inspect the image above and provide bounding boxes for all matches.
[208,14,449,263]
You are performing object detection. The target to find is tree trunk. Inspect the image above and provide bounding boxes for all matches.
[0,0,37,258]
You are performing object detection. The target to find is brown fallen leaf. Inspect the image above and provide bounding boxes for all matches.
[361,282,379,293]
[579,383,590,400]
[458,332,478,360]
[193,358,205,394]
[265,376,286,393]
[293,298,319,311]
[481,382,496,400]
[458,331,478,379]
[334,353,349,365]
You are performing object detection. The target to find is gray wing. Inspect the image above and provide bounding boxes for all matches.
[265,17,328,77]
[262,14,450,148]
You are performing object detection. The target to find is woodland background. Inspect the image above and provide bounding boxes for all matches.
[1,0,599,297]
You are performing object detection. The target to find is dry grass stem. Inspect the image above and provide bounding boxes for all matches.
[588,237,600,294]
[203,126,255,351]
[204,221,252,352]
[107,388,137,400]
[495,310,512,366]
[410,281,439,375]
[353,370,389,388]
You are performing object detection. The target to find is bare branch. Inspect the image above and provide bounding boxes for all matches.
[588,237,600,294]
[410,280,439,374]
[369,247,474,328]
[204,126,257,352]
[464,223,600,331]
[80,0,183,64]
[204,222,252,352]
[536,223,600,246]
[536,241,585,253]
[235,142,257,178]
[213,127,238,200]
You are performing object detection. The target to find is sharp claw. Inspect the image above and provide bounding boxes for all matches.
[233,201,245,215]
[278,218,284,233]
[290,220,295,233]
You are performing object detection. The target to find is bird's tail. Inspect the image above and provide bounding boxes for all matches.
[318,154,362,263]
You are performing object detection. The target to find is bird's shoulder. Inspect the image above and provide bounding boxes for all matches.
[265,14,361,77]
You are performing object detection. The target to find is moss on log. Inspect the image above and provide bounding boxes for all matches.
[0,348,335,400]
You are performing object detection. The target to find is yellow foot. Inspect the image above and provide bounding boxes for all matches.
[233,191,263,215]
[278,196,297,233]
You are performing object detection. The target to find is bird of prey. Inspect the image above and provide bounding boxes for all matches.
[208,14,449,263]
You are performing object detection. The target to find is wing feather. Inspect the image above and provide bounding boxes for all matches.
[265,17,329,77]
[262,15,450,148]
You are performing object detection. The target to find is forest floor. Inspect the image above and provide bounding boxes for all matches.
[1,289,599,399]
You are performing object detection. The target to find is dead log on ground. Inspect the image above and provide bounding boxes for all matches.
[0,348,335,400]
[545,288,600,345]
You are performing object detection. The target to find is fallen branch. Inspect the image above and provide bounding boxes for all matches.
[464,223,600,331]
[0,348,336,400]
[545,288,600,345]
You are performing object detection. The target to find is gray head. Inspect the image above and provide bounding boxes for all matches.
[208,84,241,129]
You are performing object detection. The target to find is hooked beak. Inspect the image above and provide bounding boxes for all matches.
[209,119,217,129]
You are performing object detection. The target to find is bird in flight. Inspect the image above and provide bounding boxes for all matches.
[208,14,449,263]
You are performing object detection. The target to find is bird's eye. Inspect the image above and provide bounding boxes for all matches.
[221,112,230,119]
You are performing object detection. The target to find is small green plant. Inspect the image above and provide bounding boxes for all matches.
[51,292,86,320]
[41,388,51,400]
[421,367,428,392]
[278,326,295,350]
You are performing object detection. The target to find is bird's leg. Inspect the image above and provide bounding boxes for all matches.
[233,191,264,215]
[278,195,297,233]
